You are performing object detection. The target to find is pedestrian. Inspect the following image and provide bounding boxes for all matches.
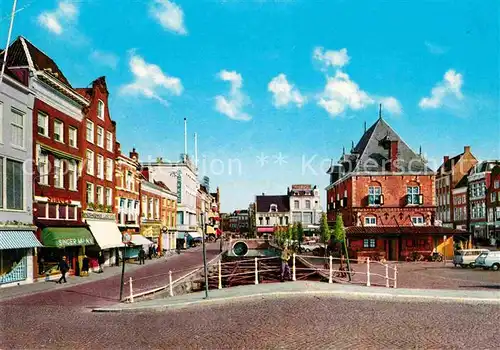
[139,247,146,265]
[38,255,45,276]
[82,255,90,276]
[148,245,153,260]
[57,256,69,284]
[280,246,291,282]
[98,252,105,273]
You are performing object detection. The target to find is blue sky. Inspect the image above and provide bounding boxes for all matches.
[2,0,499,211]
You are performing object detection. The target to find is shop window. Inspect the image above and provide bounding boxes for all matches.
[48,204,57,218]
[58,205,67,219]
[68,206,76,220]
[363,239,376,248]
[35,203,47,218]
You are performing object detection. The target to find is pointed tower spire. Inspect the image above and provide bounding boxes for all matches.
[419,145,422,156]
[342,146,345,156]
[378,103,383,120]
[351,140,355,152]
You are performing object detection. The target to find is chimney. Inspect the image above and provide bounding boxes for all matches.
[389,140,398,172]
[141,167,150,181]
[443,155,449,164]
[129,148,139,161]
[464,146,471,154]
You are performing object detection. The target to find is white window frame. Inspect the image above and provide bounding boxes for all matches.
[363,239,376,248]
[37,112,48,137]
[86,120,94,143]
[96,185,104,205]
[10,108,24,149]
[97,126,104,148]
[86,150,94,175]
[142,195,147,218]
[97,100,105,120]
[294,200,299,209]
[491,192,497,203]
[364,216,377,226]
[106,158,113,181]
[305,200,311,209]
[106,131,113,152]
[97,155,104,179]
[69,126,77,148]
[53,119,64,143]
[105,188,112,207]
[0,157,25,210]
[53,158,64,188]
[86,182,94,204]
[38,150,49,185]
[68,160,77,191]
[411,216,424,226]
[368,186,382,206]
[407,186,420,205]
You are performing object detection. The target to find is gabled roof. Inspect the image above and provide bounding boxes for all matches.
[341,117,433,174]
[437,153,463,174]
[3,36,71,86]
[256,195,290,213]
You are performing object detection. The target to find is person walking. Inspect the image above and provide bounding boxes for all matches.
[148,245,153,260]
[98,252,105,273]
[57,256,69,284]
[280,246,291,282]
[138,247,146,265]
[82,255,90,277]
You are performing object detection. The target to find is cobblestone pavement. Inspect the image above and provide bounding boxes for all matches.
[1,293,499,349]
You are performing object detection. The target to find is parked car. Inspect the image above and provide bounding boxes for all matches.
[301,242,324,254]
[452,249,489,268]
[474,251,500,271]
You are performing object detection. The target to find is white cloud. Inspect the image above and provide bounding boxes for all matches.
[215,70,251,121]
[38,1,78,35]
[150,0,187,35]
[89,50,119,69]
[378,96,402,115]
[419,69,464,109]
[120,52,183,106]
[313,47,350,70]
[268,74,305,108]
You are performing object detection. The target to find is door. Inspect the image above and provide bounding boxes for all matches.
[388,239,397,261]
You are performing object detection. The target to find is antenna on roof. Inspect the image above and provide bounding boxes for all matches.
[419,145,422,156]
[364,121,367,133]
[351,140,355,152]
[342,146,345,156]
[378,103,383,120]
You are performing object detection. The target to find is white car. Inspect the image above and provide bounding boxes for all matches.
[301,242,324,253]
[475,251,500,271]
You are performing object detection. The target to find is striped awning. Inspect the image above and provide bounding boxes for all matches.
[0,231,43,250]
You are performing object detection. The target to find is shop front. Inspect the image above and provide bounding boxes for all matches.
[140,222,161,249]
[0,230,42,288]
[161,228,177,253]
[37,226,95,279]
[124,234,154,259]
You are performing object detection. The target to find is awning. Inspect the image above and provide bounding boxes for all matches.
[131,234,153,246]
[257,227,275,233]
[86,220,125,250]
[0,230,43,250]
[188,232,202,239]
[41,227,94,248]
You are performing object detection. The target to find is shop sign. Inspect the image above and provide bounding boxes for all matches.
[291,184,312,190]
[56,237,94,248]
[177,169,182,203]
[48,197,72,205]
[83,211,115,221]
[122,232,131,244]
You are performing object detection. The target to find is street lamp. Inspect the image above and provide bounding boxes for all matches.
[200,212,209,299]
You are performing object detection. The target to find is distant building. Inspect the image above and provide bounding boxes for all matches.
[451,175,468,232]
[255,194,290,235]
[229,210,249,233]
[487,165,500,242]
[288,184,322,231]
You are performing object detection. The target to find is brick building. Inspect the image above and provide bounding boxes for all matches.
[487,165,500,242]
[435,146,477,228]
[326,114,464,261]
[76,77,123,266]
[451,175,468,232]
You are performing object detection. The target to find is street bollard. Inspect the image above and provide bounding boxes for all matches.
[218,259,222,289]
[394,265,398,289]
[129,277,134,303]
[329,255,333,284]
[169,270,173,297]
[366,257,371,287]
[254,257,259,285]
[385,263,389,288]
[292,253,296,281]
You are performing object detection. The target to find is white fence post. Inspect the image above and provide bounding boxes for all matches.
[218,259,222,289]
[169,270,174,297]
[329,255,333,284]
[385,263,389,288]
[129,277,134,303]
[393,265,398,289]
[255,257,259,285]
[366,257,371,287]
[292,253,296,281]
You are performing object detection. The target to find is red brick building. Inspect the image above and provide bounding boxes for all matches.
[326,114,464,261]
[451,175,468,232]
[487,165,500,242]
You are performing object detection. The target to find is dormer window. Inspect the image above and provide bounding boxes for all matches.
[364,216,377,226]
[270,204,278,212]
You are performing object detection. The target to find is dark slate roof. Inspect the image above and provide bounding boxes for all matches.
[256,195,289,213]
[2,36,71,86]
[454,174,468,189]
[437,153,463,174]
[340,117,433,174]
[469,160,500,175]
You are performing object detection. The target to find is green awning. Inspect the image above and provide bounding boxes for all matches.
[0,231,42,250]
[41,227,94,248]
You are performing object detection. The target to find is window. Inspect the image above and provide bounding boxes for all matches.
[266,217,270,225]
[86,150,94,175]
[279,216,283,225]
[149,199,154,218]
[491,192,497,203]
[412,217,424,226]
[68,160,77,190]
[38,150,49,185]
[98,100,105,120]
[126,171,133,191]
[270,204,277,212]
[97,126,104,147]
[6,159,23,210]
[285,216,289,225]
[86,183,94,204]
[54,120,63,143]
[155,199,160,219]
[142,196,147,217]
[294,200,299,209]
[363,239,376,248]
[106,131,113,151]
[86,120,94,143]
[96,186,104,205]
[364,216,376,226]
[37,112,48,137]
[106,188,112,207]
[495,181,500,189]
[303,212,312,224]
[407,186,420,205]
[10,109,24,148]
[106,158,113,181]
[53,158,64,188]
[69,127,77,148]
[259,217,263,225]
[305,200,311,209]
[58,204,67,220]
[368,186,382,205]
[97,155,104,179]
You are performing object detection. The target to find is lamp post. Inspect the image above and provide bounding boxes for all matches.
[201,213,209,299]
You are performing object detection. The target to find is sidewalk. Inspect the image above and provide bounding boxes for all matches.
[0,245,217,302]
[94,280,500,313]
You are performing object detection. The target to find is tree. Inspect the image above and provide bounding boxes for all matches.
[319,213,331,246]
[291,223,298,242]
[334,214,346,247]
[296,222,304,250]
